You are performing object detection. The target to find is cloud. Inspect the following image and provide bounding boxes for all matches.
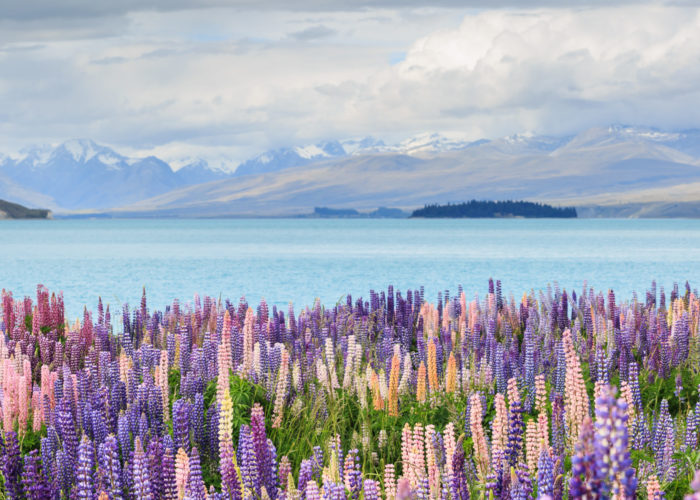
[0,3,699,164]
[368,5,700,137]
[288,25,337,41]
[2,0,666,21]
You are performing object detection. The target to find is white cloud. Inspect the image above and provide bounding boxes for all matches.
[0,3,699,163]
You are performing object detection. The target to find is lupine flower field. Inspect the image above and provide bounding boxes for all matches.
[1,281,700,499]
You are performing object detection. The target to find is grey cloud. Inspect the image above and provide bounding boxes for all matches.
[288,25,337,41]
[1,0,670,21]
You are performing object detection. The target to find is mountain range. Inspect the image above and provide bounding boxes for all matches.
[2,126,700,217]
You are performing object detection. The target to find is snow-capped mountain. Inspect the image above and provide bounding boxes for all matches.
[0,139,233,210]
[114,125,700,218]
[3,125,700,215]
[234,140,352,177]
[174,159,233,185]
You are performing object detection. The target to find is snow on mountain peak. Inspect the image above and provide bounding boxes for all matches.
[293,144,329,159]
[57,139,101,162]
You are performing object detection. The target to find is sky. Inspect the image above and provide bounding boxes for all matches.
[1,0,699,167]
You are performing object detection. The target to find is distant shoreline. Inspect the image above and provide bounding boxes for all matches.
[0,199,51,219]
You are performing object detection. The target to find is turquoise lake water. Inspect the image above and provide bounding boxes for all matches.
[1,218,699,320]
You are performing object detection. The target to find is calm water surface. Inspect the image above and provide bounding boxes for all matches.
[1,218,699,319]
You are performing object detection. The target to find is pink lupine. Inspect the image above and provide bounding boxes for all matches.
[175,447,190,500]
[411,423,426,482]
[401,424,414,485]
[525,419,540,474]
[564,328,590,446]
[491,393,508,471]
[384,463,396,499]
[272,346,289,428]
[32,389,42,431]
[220,310,233,372]
[242,308,255,376]
[507,377,520,406]
[470,393,490,479]
[305,480,321,500]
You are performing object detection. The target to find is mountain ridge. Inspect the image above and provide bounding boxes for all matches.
[2,125,700,216]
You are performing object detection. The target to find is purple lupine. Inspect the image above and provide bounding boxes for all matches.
[173,399,192,453]
[506,399,524,467]
[569,417,598,497]
[593,387,637,499]
[297,459,313,494]
[451,437,470,500]
[2,431,22,500]
[57,396,79,472]
[511,462,532,500]
[250,403,276,498]
[118,411,131,457]
[132,438,153,500]
[75,435,95,500]
[98,435,123,500]
[22,449,49,500]
[238,424,260,496]
[220,438,242,500]
[362,479,380,500]
[161,441,178,500]
[537,448,554,498]
[56,449,72,497]
[147,437,164,500]
[207,402,220,460]
[191,393,206,452]
[186,447,207,500]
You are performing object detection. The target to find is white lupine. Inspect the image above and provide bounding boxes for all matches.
[292,360,302,392]
[316,358,331,393]
[378,370,388,401]
[342,337,355,390]
[325,338,340,390]
[398,353,412,395]
[253,342,262,378]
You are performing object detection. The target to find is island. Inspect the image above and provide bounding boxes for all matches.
[411,200,577,218]
[0,199,51,219]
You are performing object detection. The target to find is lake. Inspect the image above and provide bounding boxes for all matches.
[1,218,699,320]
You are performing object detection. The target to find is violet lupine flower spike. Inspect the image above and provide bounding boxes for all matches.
[75,435,95,500]
[132,437,153,500]
[2,431,23,500]
[21,450,49,500]
[186,447,207,500]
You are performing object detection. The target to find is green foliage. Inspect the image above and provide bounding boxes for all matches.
[19,425,46,455]
[168,368,181,404]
